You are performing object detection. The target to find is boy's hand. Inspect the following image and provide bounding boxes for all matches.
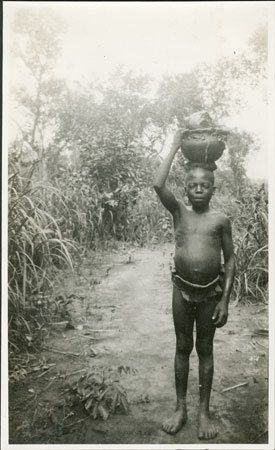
[171,129,189,151]
[212,300,228,328]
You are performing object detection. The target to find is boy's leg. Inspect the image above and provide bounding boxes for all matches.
[195,298,218,440]
[162,286,195,434]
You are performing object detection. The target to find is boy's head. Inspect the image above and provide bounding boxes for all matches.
[184,165,216,208]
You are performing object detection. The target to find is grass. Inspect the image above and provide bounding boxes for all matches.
[8,168,78,351]
[210,182,268,303]
[232,186,268,303]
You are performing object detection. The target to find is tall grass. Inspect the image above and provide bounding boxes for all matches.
[125,187,174,244]
[8,165,78,350]
[209,184,268,303]
[232,185,268,303]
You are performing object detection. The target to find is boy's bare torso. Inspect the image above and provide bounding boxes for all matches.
[173,202,224,285]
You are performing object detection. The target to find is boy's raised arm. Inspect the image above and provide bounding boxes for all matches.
[153,129,186,214]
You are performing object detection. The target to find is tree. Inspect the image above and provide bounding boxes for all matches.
[11,7,67,180]
[217,130,257,198]
[248,24,268,72]
[195,23,267,120]
[151,72,205,130]
[51,69,156,244]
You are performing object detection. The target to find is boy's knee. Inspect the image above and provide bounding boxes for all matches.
[176,335,194,356]
[195,339,213,358]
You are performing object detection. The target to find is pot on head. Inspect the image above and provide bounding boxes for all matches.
[181,111,230,164]
[181,130,226,163]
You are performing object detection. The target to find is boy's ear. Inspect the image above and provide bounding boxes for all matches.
[212,186,217,194]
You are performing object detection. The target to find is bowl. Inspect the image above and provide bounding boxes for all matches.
[181,128,228,163]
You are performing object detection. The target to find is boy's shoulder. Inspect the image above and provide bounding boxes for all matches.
[210,209,231,226]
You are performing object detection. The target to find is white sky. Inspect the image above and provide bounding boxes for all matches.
[59,4,265,81]
[4,1,274,179]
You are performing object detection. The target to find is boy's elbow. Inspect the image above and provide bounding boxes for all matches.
[153,182,161,192]
[153,177,165,191]
[153,184,165,197]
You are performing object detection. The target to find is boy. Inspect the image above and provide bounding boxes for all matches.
[153,129,235,440]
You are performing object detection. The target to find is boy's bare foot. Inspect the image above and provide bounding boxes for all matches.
[162,405,187,435]
[198,411,217,440]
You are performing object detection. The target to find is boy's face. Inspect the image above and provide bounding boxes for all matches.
[185,168,215,208]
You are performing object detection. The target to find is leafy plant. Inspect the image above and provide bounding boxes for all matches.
[69,367,129,420]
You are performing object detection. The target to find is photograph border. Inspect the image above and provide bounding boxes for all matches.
[2,2,275,449]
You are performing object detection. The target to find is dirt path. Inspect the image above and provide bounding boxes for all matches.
[9,245,268,445]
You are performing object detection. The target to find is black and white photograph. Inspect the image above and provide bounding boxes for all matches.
[2,1,275,449]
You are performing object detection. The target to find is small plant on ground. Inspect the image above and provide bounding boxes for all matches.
[68,367,129,421]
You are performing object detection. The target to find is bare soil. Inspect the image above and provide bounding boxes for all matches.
[9,244,268,445]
